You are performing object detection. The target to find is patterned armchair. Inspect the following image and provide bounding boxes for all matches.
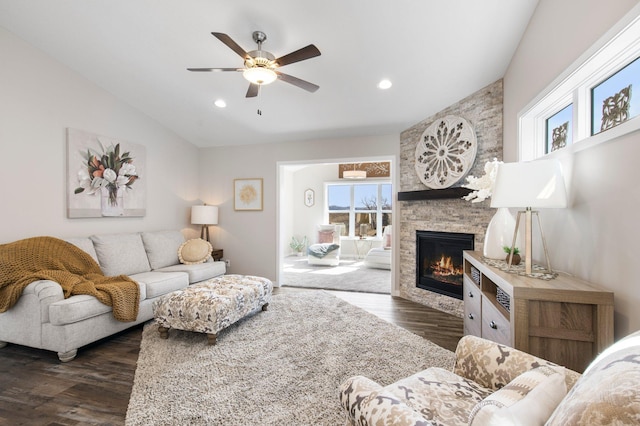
[341,331,640,425]
[339,334,582,426]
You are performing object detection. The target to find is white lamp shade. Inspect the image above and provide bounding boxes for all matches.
[490,159,567,209]
[191,205,218,225]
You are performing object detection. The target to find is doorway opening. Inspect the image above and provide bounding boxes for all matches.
[277,156,395,294]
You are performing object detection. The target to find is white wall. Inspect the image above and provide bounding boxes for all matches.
[0,27,201,243]
[503,0,640,338]
[198,135,399,281]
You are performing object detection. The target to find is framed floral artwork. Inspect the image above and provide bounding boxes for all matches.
[66,128,146,218]
[234,178,263,211]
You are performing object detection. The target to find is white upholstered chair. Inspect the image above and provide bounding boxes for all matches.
[307,225,341,266]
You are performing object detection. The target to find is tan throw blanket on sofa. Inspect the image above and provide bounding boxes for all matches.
[0,236,140,322]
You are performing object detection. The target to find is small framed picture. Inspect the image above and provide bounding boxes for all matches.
[304,189,314,207]
[234,178,263,211]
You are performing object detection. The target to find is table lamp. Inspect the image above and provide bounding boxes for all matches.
[191,205,218,243]
[490,159,567,275]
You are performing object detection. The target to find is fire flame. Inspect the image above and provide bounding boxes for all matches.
[430,255,463,277]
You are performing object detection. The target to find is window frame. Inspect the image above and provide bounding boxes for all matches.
[325,181,392,238]
[518,5,640,161]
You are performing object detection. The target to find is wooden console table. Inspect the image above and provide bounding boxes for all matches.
[463,250,614,373]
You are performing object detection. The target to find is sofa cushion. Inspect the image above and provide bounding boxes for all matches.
[155,261,226,284]
[64,237,99,264]
[468,365,566,426]
[141,230,185,270]
[178,238,212,265]
[49,280,146,326]
[546,330,640,425]
[90,233,151,276]
[130,271,188,299]
[384,367,492,426]
[49,295,112,325]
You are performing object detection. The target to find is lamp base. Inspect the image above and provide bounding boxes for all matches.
[506,208,554,275]
[200,225,210,243]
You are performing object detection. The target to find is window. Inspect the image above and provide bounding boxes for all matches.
[519,5,640,161]
[545,104,573,154]
[591,56,640,135]
[327,182,391,238]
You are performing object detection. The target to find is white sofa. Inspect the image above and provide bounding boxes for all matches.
[0,230,225,361]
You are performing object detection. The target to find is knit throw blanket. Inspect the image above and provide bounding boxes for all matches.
[0,236,140,322]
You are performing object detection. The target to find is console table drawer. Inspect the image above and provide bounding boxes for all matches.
[481,297,511,346]
[463,278,481,336]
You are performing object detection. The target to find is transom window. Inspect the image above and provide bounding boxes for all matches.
[326,182,392,238]
[519,5,640,161]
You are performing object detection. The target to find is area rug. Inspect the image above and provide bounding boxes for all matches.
[125,291,454,425]
[280,256,390,294]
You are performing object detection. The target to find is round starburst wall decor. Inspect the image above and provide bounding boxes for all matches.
[414,115,478,189]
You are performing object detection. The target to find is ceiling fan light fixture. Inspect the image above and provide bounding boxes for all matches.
[377,79,392,90]
[243,67,278,85]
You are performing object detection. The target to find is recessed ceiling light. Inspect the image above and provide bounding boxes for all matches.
[377,79,392,90]
[214,99,227,108]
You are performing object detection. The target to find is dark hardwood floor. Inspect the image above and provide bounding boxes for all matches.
[0,287,462,425]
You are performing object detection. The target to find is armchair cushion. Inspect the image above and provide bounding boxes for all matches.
[453,335,580,391]
[468,365,566,426]
[340,368,492,426]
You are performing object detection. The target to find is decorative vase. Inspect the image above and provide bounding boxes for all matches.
[483,207,518,260]
[100,186,124,216]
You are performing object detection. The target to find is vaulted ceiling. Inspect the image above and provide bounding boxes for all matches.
[0,0,538,147]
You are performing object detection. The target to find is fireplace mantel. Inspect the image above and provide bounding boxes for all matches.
[397,187,472,201]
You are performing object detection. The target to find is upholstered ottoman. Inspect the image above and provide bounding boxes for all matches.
[364,247,391,270]
[152,274,273,345]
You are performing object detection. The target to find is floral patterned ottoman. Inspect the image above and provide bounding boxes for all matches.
[152,274,273,345]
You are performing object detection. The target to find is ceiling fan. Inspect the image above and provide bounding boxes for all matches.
[188,31,321,98]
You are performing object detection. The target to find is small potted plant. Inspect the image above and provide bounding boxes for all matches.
[290,236,308,256]
[503,246,521,265]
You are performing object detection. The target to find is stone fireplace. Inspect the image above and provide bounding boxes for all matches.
[416,231,474,300]
[398,79,503,318]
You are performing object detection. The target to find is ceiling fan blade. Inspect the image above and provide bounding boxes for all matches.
[212,32,248,59]
[276,72,319,93]
[275,44,321,67]
[246,83,260,98]
[187,67,243,72]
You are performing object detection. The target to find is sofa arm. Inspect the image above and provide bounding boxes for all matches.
[339,376,433,426]
[0,280,64,348]
[453,335,581,391]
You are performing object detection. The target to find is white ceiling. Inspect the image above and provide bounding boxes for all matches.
[0,0,538,147]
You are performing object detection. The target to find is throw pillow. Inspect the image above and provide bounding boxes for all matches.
[178,238,213,265]
[468,365,567,426]
[318,230,334,244]
[384,233,392,249]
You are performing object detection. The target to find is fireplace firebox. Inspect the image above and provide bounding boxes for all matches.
[416,231,474,300]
